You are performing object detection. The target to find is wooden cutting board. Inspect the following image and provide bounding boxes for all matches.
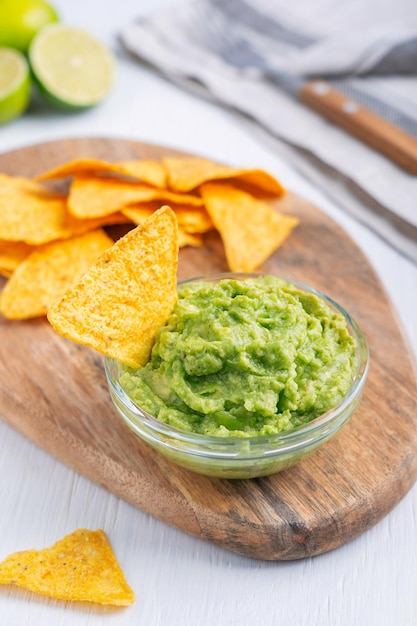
[1,138,416,561]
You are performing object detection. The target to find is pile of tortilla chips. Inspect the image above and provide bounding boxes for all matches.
[0,528,135,606]
[0,154,298,320]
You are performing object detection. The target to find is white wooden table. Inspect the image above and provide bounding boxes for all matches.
[1,1,416,624]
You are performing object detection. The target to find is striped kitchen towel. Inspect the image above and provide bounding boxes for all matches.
[121,0,417,263]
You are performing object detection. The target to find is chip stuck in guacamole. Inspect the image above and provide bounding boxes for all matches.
[120,276,358,438]
[47,205,179,368]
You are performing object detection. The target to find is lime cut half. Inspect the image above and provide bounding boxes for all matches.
[29,24,114,110]
[0,47,31,125]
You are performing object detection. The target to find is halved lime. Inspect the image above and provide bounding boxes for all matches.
[0,47,31,125]
[29,24,114,110]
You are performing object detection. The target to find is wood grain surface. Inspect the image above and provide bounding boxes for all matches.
[0,138,416,561]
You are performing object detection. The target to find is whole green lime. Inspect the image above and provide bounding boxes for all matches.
[0,0,59,53]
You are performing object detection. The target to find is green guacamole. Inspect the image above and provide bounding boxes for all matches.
[120,276,357,438]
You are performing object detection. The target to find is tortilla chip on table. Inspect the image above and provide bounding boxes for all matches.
[0,528,135,606]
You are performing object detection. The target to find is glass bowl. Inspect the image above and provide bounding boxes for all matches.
[105,273,369,479]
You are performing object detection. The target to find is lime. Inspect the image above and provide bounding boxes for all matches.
[0,47,31,125]
[29,24,114,110]
[0,0,58,54]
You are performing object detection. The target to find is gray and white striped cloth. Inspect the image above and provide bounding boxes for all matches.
[121,0,417,263]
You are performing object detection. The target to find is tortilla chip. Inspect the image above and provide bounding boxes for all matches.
[0,229,114,319]
[0,174,68,245]
[0,529,135,606]
[0,174,129,245]
[65,211,131,236]
[116,206,204,248]
[117,159,166,187]
[0,240,34,275]
[200,182,299,272]
[166,206,213,234]
[119,205,154,224]
[47,206,178,368]
[122,202,214,234]
[35,157,166,188]
[162,156,286,196]
[68,176,203,219]
[178,228,204,248]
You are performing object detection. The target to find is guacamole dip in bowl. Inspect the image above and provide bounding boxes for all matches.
[105,273,369,479]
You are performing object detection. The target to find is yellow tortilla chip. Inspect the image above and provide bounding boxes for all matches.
[162,156,286,196]
[0,174,68,244]
[174,208,213,234]
[117,159,167,187]
[122,202,214,234]
[35,157,166,188]
[0,240,34,275]
[0,174,127,245]
[117,206,204,248]
[47,206,178,368]
[119,205,154,224]
[0,230,114,319]
[200,182,299,272]
[65,210,131,236]
[178,228,203,248]
[68,175,203,219]
[0,529,135,606]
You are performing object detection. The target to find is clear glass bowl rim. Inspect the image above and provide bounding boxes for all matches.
[105,272,369,457]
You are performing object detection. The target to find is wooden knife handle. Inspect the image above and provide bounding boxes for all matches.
[300,80,417,175]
